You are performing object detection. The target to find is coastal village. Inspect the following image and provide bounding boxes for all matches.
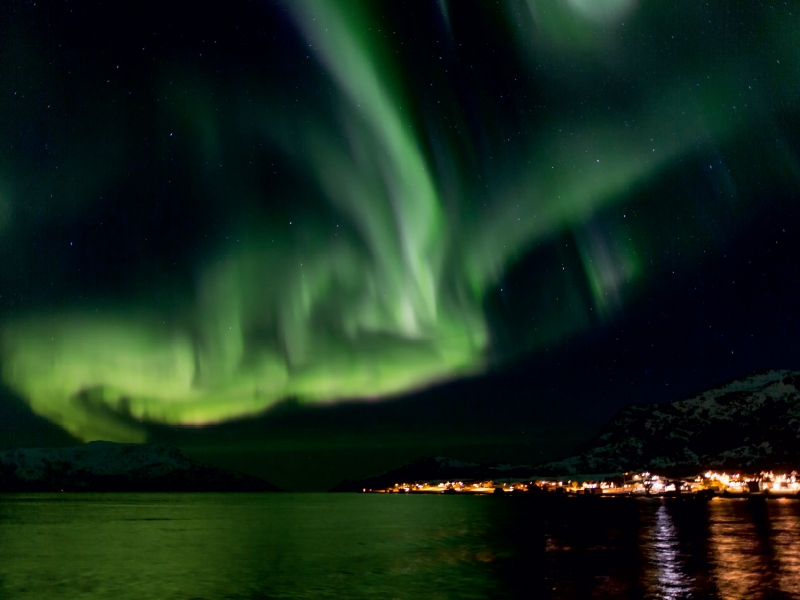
[362,471,800,497]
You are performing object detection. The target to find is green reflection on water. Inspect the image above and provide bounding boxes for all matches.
[0,493,505,599]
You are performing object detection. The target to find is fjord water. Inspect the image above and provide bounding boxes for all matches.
[0,494,799,599]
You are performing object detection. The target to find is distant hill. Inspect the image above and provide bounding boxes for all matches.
[536,370,800,475]
[330,456,535,492]
[0,441,282,492]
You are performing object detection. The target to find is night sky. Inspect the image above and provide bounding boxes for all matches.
[1,0,799,490]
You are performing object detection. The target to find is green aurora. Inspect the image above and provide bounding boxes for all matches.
[1,0,797,442]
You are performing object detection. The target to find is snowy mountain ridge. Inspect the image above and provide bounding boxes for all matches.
[330,371,800,489]
[537,369,800,475]
[0,441,281,492]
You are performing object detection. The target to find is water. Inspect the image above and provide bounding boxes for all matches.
[0,494,798,599]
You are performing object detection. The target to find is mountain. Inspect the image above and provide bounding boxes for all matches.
[536,370,800,475]
[0,441,282,492]
[332,370,800,489]
[330,456,535,492]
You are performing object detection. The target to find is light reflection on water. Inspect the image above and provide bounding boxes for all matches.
[640,504,693,599]
[773,500,800,597]
[0,493,799,599]
[639,497,800,600]
[709,498,767,599]
[707,497,800,600]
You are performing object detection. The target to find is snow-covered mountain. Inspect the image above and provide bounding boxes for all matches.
[537,370,800,475]
[333,371,800,489]
[0,441,281,492]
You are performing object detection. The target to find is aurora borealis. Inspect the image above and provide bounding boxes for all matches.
[1,0,799,454]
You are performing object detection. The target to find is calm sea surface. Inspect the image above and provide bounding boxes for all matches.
[0,493,798,599]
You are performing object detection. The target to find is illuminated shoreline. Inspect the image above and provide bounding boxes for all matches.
[361,470,800,497]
